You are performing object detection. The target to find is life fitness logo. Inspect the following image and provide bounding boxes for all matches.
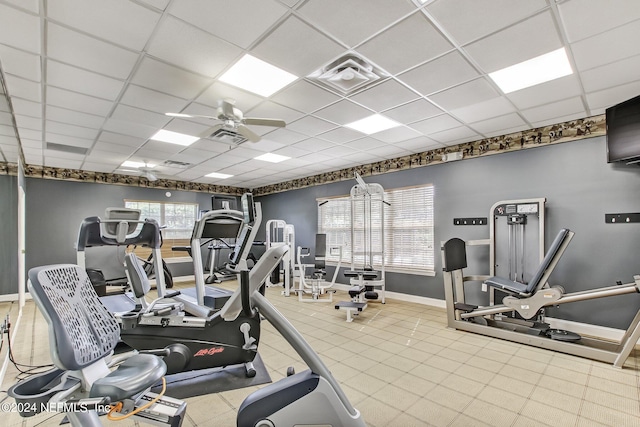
[194,347,225,357]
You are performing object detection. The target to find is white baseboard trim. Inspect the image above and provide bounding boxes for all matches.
[0,293,32,303]
[330,283,447,308]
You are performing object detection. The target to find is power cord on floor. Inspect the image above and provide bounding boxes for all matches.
[5,322,54,380]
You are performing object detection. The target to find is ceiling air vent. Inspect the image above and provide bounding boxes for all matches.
[46,142,89,155]
[163,160,192,168]
[205,127,248,146]
[308,54,387,94]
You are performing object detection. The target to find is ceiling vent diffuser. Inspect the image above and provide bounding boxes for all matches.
[205,127,249,146]
[309,54,387,94]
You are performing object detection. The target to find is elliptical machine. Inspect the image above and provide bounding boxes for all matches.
[117,194,265,378]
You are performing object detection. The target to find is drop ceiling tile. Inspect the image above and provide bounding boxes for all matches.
[14,115,41,131]
[228,146,264,159]
[426,0,547,45]
[428,78,500,111]
[102,117,158,139]
[131,57,213,101]
[44,158,83,169]
[344,137,387,151]
[587,81,640,112]
[506,75,582,110]
[47,23,139,80]
[82,162,120,173]
[398,51,479,96]
[98,131,146,148]
[137,140,185,155]
[464,11,562,73]
[358,12,453,75]
[4,74,41,102]
[0,124,16,137]
[137,0,171,11]
[252,16,344,76]
[168,147,213,164]
[581,55,640,93]
[0,135,21,146]
[147,15,243,77]
[270,80,340,114]
[383,99,443,124]
[47,60,125,101]
[0,112,13,126]
[46,106,105,129]
[4,0,39,13]
[273,145,311,158]
[313,100,372,125]
[247,139,285,153]
[44,148,85,160]
[450,96,516,123]
[200,152,245,168]
[17,128,42,141]
[19,138,40,148]
[46,121,98,140]
[163,119,210,138]
[0,4,40,53]
[429,126,479,145]
[370,126,422,143]
[111,104,171,128]
[529,111,588,128]
[188,139,229,153]
[260,128,307,146]
[168,0,288,49]
[318,144,359,158]
[351,79,420,112]
[287,116,337,136]
[469,113,527,135]
[571,19,640,72]
[85,150,129,163]
[195,82,263,110]
[397,136,442,153]
[291,138,336,152]
[48,0,161,51]
[247,101,305,125]
[367,144,412,158]
[342,151,383,164]
[317,127,363,144]
[410,114,462,134]
[298,152,334,164]
[558,0,640,43]
[320,157,354,169]
[11,98,41,118]
[46,87,113,116]
[298,0,415,47]
[176,169,206,180]
[120,85,188,114]
[520,96,587,125]
[92,141,139,154]
[0,44,41,82]
[46,132,93,148]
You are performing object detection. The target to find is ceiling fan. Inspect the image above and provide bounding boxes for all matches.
[166,99,286,143]
[118,162,159,181]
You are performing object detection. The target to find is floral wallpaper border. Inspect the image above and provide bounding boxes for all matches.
[0,114,604,196]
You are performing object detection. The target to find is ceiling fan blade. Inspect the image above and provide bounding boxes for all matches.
[166,112,218,120]
[243,117,286,127]
[236,124,261,143]
[199,124,224,139]
[144,171,158,182]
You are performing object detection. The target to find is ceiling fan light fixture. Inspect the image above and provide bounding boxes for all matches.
[220,54,298,97]
[150,129,199,146]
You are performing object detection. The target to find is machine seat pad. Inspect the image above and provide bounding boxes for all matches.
[348,286,365,297]
[90,354,166,401]
[484,276,529,295]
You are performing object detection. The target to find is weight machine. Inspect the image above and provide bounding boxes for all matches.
[335,173,386,322]
[295,234,342,302]
[264,219,295,296]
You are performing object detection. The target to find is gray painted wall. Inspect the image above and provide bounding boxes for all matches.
[24,179,220,280]
[0,174,18,294]
[256,136,640,330]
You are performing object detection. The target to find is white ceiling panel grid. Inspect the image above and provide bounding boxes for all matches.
[0,0,635,188]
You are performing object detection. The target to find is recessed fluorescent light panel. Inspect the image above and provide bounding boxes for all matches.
[121,160,155,168]
[219,54,298,97]
[255,153,291,163]
[206,172,233,179]
[489,48,573,94]
[150,129,199,146]
[345,114,401,134]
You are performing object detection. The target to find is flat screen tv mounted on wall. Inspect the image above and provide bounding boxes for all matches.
[606,93,640,163]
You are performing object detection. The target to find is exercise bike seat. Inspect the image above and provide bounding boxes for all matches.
[90,354,165,401]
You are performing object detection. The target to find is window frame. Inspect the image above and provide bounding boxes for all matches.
[317,184,435,276]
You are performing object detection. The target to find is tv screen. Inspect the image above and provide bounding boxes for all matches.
[606,94,640,163]
[211,195,238,210]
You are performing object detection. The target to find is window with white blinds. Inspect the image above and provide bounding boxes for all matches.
[317,184,435,275]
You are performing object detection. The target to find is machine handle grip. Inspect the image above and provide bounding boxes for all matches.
[240,270,255,318]
[164,291,181,298]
